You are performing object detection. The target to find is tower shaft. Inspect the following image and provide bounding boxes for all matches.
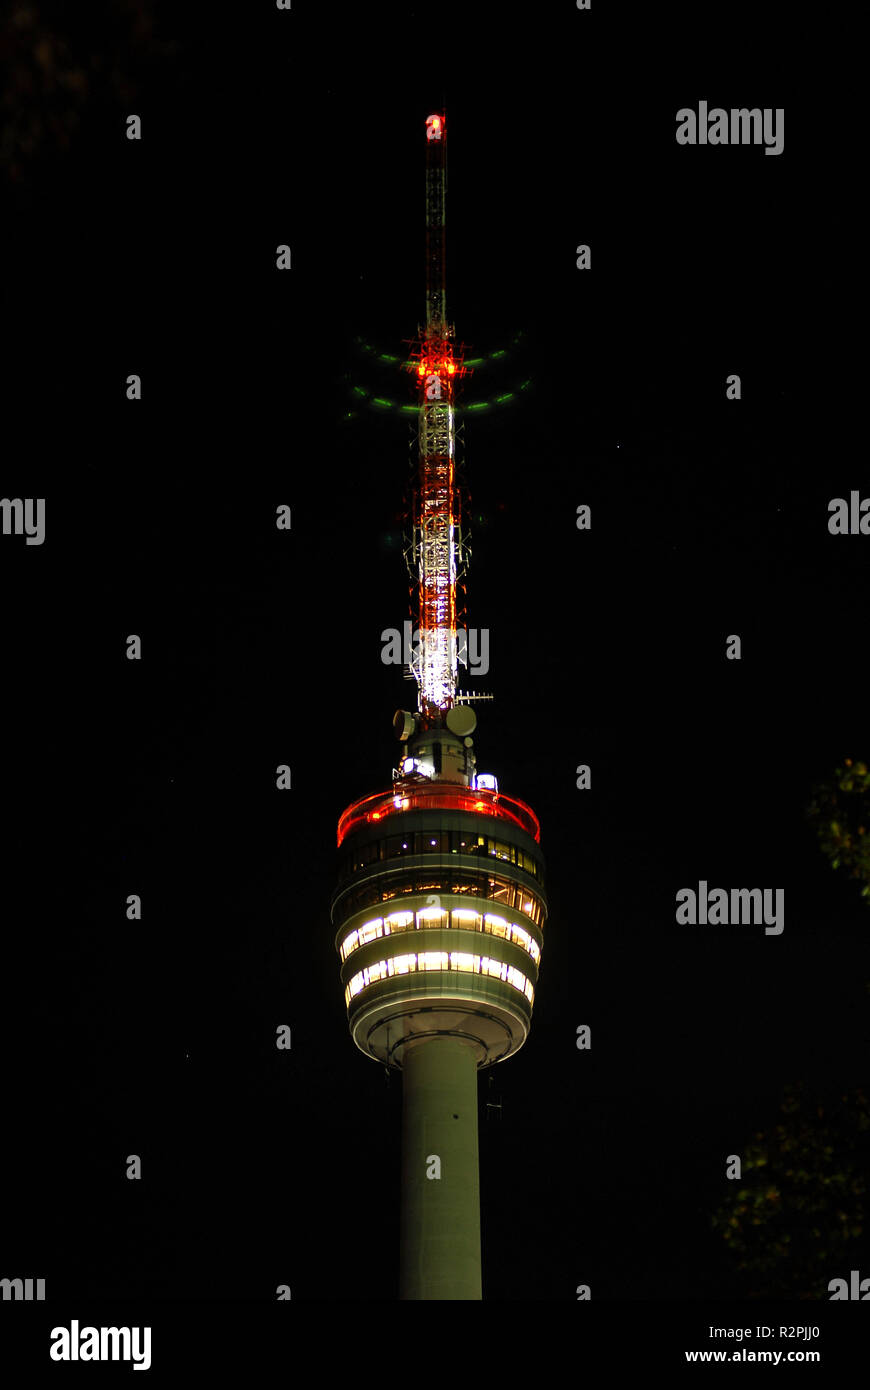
[399,1037,481,1299]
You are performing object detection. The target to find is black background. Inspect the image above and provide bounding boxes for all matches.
[2,0,867,1333]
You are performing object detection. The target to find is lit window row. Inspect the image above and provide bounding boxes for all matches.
[340,908,542,965]
[335,871,546,928]
[342,831,544,884]
[344,952,535,1007]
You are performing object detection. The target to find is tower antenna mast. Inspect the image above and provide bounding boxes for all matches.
[403,110,471,719]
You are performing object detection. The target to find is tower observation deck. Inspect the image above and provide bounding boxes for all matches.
[331,113,547,1300]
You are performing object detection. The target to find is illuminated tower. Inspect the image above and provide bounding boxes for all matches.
[331,112,547,1300]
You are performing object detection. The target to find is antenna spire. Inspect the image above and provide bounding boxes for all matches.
[403,112,472,719]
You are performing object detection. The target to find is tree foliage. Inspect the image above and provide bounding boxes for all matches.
[806,758,870,905]
[711,1084,869,1297]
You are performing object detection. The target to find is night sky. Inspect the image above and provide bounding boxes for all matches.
[2,0,867,1354]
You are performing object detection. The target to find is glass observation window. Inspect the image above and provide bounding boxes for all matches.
[337,871,546,929]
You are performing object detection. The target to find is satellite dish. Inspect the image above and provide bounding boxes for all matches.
[446,706,477,737]
[393,710,416,741]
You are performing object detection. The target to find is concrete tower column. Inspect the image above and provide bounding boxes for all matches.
[399,1036,481,1300]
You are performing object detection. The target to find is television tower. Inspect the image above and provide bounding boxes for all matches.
[331,112,547,1300]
